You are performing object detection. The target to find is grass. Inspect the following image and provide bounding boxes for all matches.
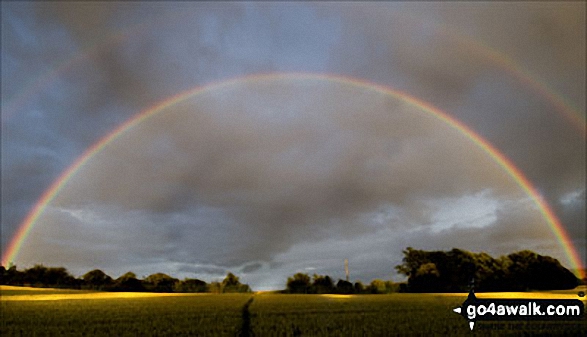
[1,286,585,336]
[250,293,466,336]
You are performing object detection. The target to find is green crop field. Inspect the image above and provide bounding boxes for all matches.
[251,293,466,335]
[1,287,249,336]
[1,286,586,336]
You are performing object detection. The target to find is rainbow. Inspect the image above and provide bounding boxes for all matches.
[1,8,195,122]
[2,73,584,279]
[3,11,585,140]
[416,15,587,137]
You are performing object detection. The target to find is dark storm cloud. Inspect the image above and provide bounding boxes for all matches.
[241,263,263,274]
[17,80,530,272]
[191,265,227,276]
[1,2,340,249]
[325,3,585,170]
[2,2,584,287]
[320,2,585,250]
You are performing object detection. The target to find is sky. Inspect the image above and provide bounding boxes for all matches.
[1,2,585,290]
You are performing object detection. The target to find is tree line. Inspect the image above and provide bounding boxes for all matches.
[395,247,581,292]
[281,248,582,293]
[284,272,400,294]
[1,248,581,293]
[0,265,250,293]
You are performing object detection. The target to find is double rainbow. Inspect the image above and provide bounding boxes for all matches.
[2,73,583,279]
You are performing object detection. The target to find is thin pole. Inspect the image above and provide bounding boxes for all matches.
[344,259,349,282]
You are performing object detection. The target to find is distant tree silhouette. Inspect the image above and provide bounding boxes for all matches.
[412,262,441,292]
[221,272,239,290]
[354,281,365,294]
[367,279,386,294]
[13,265,78,288]
[144,273,178,292]
[44,267,78,288]
[208,281,222,293]
[286,273,311,293]
[0,265,20,285]
[284,272,398,294]
[111,271,144,292]
[174,278,208,293]
[365,279,398,294]
[82,269,113,290]
[336,279,354,294]
[221,272,251,293]
[506,250,578,290]
[0,265,251,294]
[22,265,48,287]
[312,274,335,294]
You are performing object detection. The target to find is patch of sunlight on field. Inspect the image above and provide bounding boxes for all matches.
[320,294,355,299]
[475,292,582,299]
[433,292,582,299]
[1,285,97,297]
[431,286,586,301]
[1,285,65,291]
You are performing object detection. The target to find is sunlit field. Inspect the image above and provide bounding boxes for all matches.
[1,286,249,336]
[2,286,585,336]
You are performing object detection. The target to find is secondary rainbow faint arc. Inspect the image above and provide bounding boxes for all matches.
[432,19,587,137]
[3,10,584,137]
[2,73,583,279]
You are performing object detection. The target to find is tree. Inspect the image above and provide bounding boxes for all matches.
[312,274,335,294]
[396,247,580,292]
[22,264,48,286]
[0,266,4,285]
[111,271,144,292]
[384,280,398,293]
[506,251,578,290]
[83,269,113,290]
[286,273,311,294]
[395,247,429,278]
[336,279,354,294]
[44,267,77,288]
[208,281,222,294]
[221,272,239,292]
[144,273,178,292]
[0,264,24,285]
[221,272,250,293]
[368,279,386,294]
[174,278,208,293]
[411,262,441,292]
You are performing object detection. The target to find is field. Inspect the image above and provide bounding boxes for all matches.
[1,286,586,336]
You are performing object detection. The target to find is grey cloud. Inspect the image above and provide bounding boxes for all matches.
[241,263,263,274]
[403,198,581,270]
[21,79,540,272]
[191,265,227,276]
[321,3,585,251]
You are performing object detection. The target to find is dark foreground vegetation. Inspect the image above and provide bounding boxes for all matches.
[1,248,581,294]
